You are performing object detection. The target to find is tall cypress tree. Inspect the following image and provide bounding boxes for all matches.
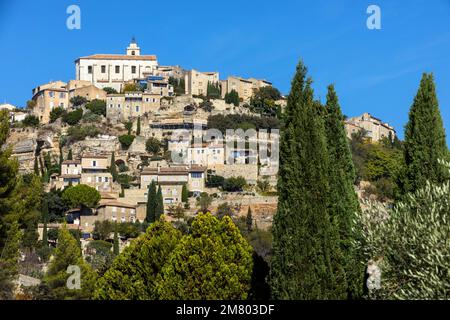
[181,183,188,203]
[59,147,64,174]
[155,185,164,220]
[403,73,448,193]
[146,181,157,223]
[270,61,345,299]
[110,153,118,182]
[67,149,73,160]
[42,199,48,247]
[34,157,40,176]
[136,116,141,136]
[323,84,364,299]
[113,223,119,255]
[246,206,253,232]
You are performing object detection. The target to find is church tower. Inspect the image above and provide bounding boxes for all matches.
[126,37,141,56]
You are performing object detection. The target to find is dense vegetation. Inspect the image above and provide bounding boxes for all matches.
[207,114,280,133]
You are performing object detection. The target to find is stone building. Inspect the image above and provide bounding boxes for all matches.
[66,80,107,102]
[140,164,207,202]
[345,112,396,142]
[31,81,69,123]
[106,92,161,122]
[80,153,113,192]
[184,69,219,96]
[75,38,158,92]
[221,76,272,103]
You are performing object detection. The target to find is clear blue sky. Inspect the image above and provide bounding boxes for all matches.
[1,0,449,141]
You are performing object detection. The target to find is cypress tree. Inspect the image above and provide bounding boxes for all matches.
[146,181,157,223]
[270,61,345,299]
[38,155,45,177]
[323,84,364,299]
[34,157,40,176]
[113,223,119,255]
[246,206,253,231]
[110,153,118,182]
[181,183,188,203]
[42,199,48,247]
[136,116,141,136]
[403,73,448,193]
[155,185,164,220]
[67,149,73,160]
[59,147,63,174]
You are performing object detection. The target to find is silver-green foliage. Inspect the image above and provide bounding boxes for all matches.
[359,161,450,299]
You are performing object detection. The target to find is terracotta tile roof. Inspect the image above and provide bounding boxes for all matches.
[60,174,81,179]
[62,160,81,165]
[77,54,157,61]
[82,153,108,159]
[189,165,207,172]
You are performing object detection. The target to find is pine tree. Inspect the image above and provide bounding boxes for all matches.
[113,223,119,256]
[67,149,73,160]
[110,153,118,182]
[403,73,448,194]
[136,116,141,136]
[155,185,164,220]
[34,157,40,176]
[0,220,22,299]
[146,181,157,223]
[270,61,345,299]
[246,206,253,231]
[323,84,364,299]
[43,224,97,299]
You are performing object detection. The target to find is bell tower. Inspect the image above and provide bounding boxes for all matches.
[126,37,141,56]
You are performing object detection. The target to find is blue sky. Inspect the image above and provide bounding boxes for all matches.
[0,0,449,141]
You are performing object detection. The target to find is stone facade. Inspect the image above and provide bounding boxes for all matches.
[345,112,396,142]
[184,69,219,96]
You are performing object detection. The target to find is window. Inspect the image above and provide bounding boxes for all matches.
[121,217,126,222]
[88,66,93,74]
[59,92,65,98]
[191,172,202,178]
[135,106,140,112]
[112,207,117,212]
[131,51,135,56]
[97,177,102,182]
[110,104,113,108]
[48,91,54,98]
[101,65,106,73]
[105,177,109,182]
[115,66,120,73]
[92,160,97,167]
[132,66,136,74]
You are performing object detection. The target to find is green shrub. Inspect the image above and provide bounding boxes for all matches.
[119,134,135,148]
[67,125,100,142]
[82,111,100,123]
[86,99,106,116]
[63,109,83,125]
[22,115,39,127]
[49,107,65,123]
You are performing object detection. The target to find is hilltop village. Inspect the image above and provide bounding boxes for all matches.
[2,39,396,246]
